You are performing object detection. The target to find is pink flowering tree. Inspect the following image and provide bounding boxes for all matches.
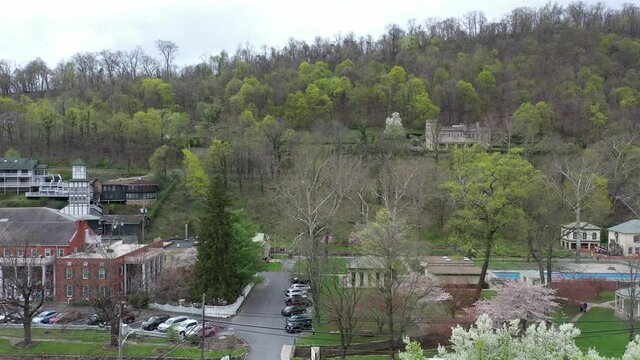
[474,281,559,328]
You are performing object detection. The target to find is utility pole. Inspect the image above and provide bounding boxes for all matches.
[118,302,124,360]
[201,293,205,360]
[140,207,148,243]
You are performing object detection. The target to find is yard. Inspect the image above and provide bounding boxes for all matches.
[574,308,632,358]
[0,328,246,359]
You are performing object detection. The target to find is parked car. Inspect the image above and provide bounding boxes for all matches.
[188,322,217,338]
[87,313,107,327]
[48,310,83,324]
[176,319,199,338]
[141,314,170,331]
[122,311,136,324]
[286,314,312,328]
[281,305,307,317]
[32,310,57,324]
[285,288,308,298]
[157,315,189,332]
[285,320,312,333]
[290,277,310,285]
[288,284,311,292]
[285,297,312,307]
[0,310,22,324]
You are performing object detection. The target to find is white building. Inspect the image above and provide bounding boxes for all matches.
[0,158,52,194]
[560,222,602,250]
[424,121,491,150]
[608,220,640,256]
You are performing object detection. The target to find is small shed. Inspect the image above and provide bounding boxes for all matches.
[520,270,545,285]
[422,256,482,285]
[615,287,640,319]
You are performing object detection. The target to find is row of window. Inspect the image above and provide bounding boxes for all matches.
[65,267,106,280]
[3,248,65,257]
[571,232,598,240]
[65,284,108,298]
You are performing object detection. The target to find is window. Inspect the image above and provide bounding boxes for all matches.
[3,249,10,257]
[630,247,634,255]
[17,249,24,257]
[82,286,89,298]
[592,233,597,240]
[572,232,577,239]
[45,249,51,257]
[82,267,89,280]
[66,284,73,298]
[99,268,106,279]
[31,248,37,257]
[99,286,107,297]
[65,267,73,279]
[634,235,640,243]
[58,248,64,257]
[359,272,364,287]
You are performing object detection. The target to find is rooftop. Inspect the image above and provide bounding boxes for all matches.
[0,158,40,171]
[609,220,640,234]
[102,177,158,186]
[562,222,601,230]
[426,265,482,275]
[0,208,79,246]
[347,256,386,270]
[62,240,149,259]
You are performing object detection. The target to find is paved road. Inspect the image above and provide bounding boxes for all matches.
[231,261,298,360]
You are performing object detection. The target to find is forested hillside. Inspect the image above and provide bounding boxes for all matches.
[1,3,640,246]
[0,2,638,165]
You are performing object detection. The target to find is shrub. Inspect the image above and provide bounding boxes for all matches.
[128,292,150,309]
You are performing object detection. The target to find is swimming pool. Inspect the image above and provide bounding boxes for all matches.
[492,271,632,281]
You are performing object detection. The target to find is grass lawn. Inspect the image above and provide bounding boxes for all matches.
[0,329,245,359]
[574,308,630,358]
[553,305,581,323]
[0,328,109,342]
[325,356,389,359]
[262,261,283,272]
[480,290,497,300]
[594,291,615,303]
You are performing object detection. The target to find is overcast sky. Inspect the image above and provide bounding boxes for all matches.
[0,0,629,67]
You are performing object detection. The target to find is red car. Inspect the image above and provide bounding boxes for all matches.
[189,321,217,338]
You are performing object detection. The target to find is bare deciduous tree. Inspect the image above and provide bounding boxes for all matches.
[156,40,179,76]
[1,245,49,345]
[274,143,356,324]
[547,154,608,262]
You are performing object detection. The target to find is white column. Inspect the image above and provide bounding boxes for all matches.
[142,263,147,291]
[123,264,128,294]
[42,266,46,292]
[0,266,3,297]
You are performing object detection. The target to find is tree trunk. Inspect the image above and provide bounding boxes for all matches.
[22,320,32,345]
[476,245,492,300]
[110,318,119,347]
[546,242,554,285]
[575,207,582,263]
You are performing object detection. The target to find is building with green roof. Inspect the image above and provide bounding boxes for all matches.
[0,157,50,194]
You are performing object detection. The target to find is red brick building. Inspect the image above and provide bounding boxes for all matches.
[55,240,164,301]
[0,207,164,301]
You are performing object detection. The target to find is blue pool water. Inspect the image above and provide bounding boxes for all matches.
[492,271,632,281]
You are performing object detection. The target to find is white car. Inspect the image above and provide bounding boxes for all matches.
[176,319,199,338]
[285,288,309,297]
[288,284,311,292]
[32,310,57,324]
[157,315,189,332]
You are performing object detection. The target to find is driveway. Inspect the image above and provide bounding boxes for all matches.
[231,260,298,360]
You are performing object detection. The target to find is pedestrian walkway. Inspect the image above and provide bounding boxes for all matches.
[569,300,615,323]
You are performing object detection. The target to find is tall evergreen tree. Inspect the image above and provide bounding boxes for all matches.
[193,175,261,304]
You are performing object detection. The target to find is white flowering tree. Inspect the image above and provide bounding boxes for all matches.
[398,314,640,360]
[474,281,559,328]
[384,112,405,139]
